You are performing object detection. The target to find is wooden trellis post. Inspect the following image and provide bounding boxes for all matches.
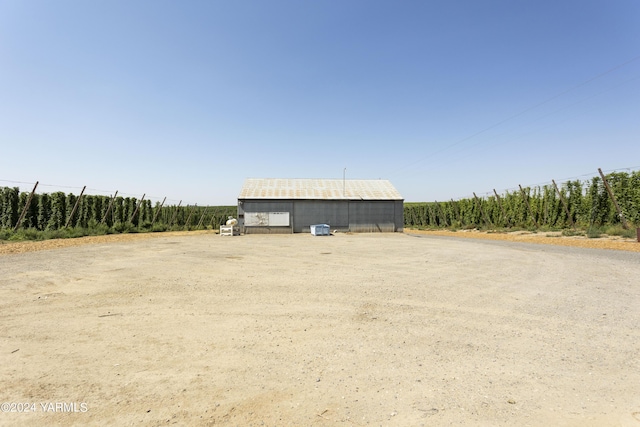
[551,180,574,228]
[100,191,118,224]
[14,181,39,231]
[492,189,509,227]
[598,168,629,229]
[473,192,493,228]
[151,197,166,225]
[168,201,182,227]
[518,185,539,228]
[184,204,197,228]
[129,194,146,224]
[197,206,209,228]
[65,186,86,228]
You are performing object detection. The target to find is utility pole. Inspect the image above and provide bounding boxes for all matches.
[343,168,346,198]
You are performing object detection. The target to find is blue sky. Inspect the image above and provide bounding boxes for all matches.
[1,1,639,205]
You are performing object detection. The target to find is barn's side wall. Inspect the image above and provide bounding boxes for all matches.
[395,200,404,232]
[238,199,404,234]
[292,201,349,232]
[348,200,400,232]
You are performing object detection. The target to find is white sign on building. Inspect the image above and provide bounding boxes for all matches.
[244,212,290,227]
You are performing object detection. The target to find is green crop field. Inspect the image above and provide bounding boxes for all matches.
[2,170,639,241]
[0,187,235,241]
[404,170,640,238]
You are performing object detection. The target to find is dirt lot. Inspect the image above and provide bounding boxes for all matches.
[1,231,639,426]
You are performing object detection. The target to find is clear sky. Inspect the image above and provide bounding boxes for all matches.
[1,0,639,205]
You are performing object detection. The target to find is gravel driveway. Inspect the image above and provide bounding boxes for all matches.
[1,232,639,426]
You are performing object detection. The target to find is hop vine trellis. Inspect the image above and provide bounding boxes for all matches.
[404,169,640,230]
[1,168,639,239]
[0,185,235,234]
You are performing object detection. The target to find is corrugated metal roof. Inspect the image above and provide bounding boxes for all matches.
[239,179,403,200]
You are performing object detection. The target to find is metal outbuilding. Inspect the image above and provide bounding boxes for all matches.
[237,178,404,234]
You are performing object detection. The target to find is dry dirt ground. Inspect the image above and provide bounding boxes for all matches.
[1,230,639,426]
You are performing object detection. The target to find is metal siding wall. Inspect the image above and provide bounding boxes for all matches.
[395,200,404,232]
[348,201,396,232]
[237,199,403,233]
[293,201,349,232]
[242,201,293,212]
